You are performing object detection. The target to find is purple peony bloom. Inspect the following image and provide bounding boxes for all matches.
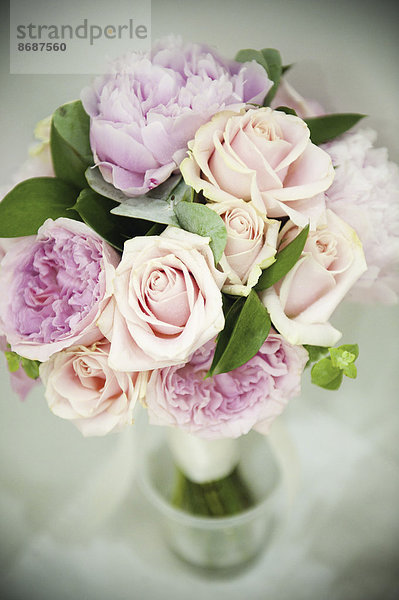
[145,334,308,439]
[323,129,399,304]
[0,218,120,362]
[81,36,272,196]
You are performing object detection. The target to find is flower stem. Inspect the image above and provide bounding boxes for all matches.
[171,466,255,517]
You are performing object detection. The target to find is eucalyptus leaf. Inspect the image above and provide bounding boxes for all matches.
[51,100,93,188]
[86,167,181,203]
[174,202,227,264]
[86,168,182,225]
[305,113,366,145]
[74,189,153,251]
[0,177,80,237]
[111,198,180,226]
[255,224,309,290]
[207,290,271,377]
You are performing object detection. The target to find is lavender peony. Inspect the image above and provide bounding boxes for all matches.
[0,218,119,362]
[322,129,399,304]
[81,36,271,196]
[145,334,308,439]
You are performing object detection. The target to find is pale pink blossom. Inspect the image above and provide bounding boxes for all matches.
[260,209,367,346]
[40,340,146,436]
[145,334,308,439]
[98,227,225,372]
[181,107,334,228]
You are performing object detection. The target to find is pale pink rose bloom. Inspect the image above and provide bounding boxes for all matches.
[98,227,225,372]
[181,107,334,228]
[260,209,367,346]
[207,198,280,296]
[145,335,308,440]
[40,340,146,436]
[0,335,39,401]
[271,79,324,118]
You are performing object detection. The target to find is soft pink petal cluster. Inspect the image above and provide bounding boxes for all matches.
[145,334,308,439]
[181,107,334,227]
[98,227,225,371]
[0,218,119,362]
[40,340,145,436]
[322,129,399,304]
[207,199,280,296]
[261,210,367,346]
[81,36,271,196]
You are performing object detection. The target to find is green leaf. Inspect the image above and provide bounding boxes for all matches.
[86,168,182,226]
[174,202,227,264]
[207,290,271,377]
[0,177,81,237]
[255,224,309,291]
[50,100,93,189]
[20,357,41,380]
[311,343,359,390]
[275,105,298,116]
[235,48,268,70]
[74,188,152,251]
[303,344,329,367]
[261,48,283,105]
[235,47,283,106]
[5,351,21,373]
[311,358,343,390]
[305,113,366,145]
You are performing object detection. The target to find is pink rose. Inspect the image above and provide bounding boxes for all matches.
[207,198,279,296]
[145,335,308,440]
[40,340,146,436]
[98,227,225,371]
[181,107,334,227]
[260,209,367,346]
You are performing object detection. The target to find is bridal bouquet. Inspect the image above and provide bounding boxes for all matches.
[1,37,398,520]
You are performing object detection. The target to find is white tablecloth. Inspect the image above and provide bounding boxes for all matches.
[1,1,399,598]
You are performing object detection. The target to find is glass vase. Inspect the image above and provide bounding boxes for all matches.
[137,424,297,572]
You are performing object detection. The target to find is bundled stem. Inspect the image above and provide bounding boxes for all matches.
[171,465,255,517]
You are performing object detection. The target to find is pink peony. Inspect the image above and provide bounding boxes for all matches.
[0,218,120,362]
[81,36,271,196]
[145,334,308,440]
[322,129,399,304]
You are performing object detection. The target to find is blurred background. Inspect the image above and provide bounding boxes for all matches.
[1,1,399,599]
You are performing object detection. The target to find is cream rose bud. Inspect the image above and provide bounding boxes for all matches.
[40,340,146,437]
[181,107,334,228]
[97,227,226,372]
[207,199,280,296]
[260,209,367,346]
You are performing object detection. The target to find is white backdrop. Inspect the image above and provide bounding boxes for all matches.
[1,1,399,599]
